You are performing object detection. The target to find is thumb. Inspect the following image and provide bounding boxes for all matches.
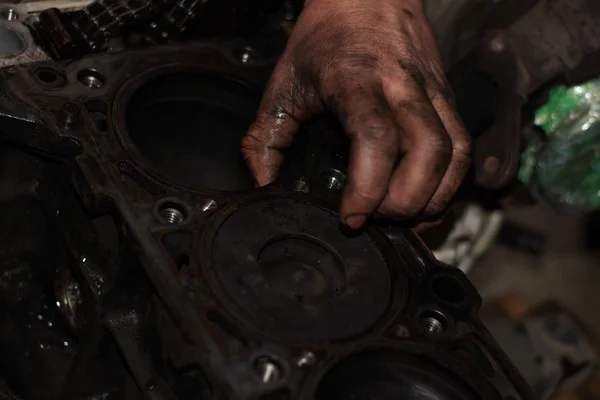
[242,59,313,186]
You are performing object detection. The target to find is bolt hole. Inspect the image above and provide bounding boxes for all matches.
[321,169,346,191]
[37,69,57,83]
[431,276,466,304]
[254,356,282,383]
[77,69,105,89]
[2,8,18,21]
[158,201,188,225]
[35,67,64,87]
[419,310,448,336]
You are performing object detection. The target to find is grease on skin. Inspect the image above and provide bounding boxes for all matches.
[402,9,415,19]
[242,0,470,229]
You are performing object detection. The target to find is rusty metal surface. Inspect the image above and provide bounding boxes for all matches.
[28,0,285,60]
[0,1,92,68]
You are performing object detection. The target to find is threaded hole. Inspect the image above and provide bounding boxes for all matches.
[160,207,185,224]
[419,310,448,336]
[321,169,346,191]
[422,317,444,334]
[77,69,105,89]
[254,356,282,383]
[158,202,188,225]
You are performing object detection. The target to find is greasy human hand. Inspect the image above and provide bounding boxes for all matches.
[242,0,471,229]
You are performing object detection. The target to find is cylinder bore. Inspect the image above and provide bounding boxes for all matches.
[210,198,394,341]
[125,72,259,192]
[315,350,478,400]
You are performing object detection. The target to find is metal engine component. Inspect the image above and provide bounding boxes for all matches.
[31,0,285,60]
[0,1,92,68]
[448,0,600,189]
[0,40,535,399]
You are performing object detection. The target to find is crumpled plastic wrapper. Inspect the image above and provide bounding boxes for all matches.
[519,80,600,211]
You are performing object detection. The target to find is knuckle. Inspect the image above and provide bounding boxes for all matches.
[393,203,420,218]
[336,51,381,71]
[425,198,449,216]
[441,85,457,106]
[383,78,425,104]
[429,82,455,105]
[348,185,384,206]
[429,134,453,164]
[263,65,317,118]
[240,135,260,157]
[385,191,421,217]
[245,120,266,137]
[397,60,425,87]
[241,123,268,149]
[354,124,394,142]
[453,133,472,157]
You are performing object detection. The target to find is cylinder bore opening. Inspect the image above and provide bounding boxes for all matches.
[315,350,477,400]
[125,72,260,192]
[212,199,393,341]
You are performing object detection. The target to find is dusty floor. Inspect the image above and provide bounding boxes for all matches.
[470,206,600,336]
[467,206,600,398]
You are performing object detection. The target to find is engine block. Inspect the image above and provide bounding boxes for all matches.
[0,42,535,400]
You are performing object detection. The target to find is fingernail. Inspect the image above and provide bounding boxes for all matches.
[339,223,355,236]
[343,213,369,230]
